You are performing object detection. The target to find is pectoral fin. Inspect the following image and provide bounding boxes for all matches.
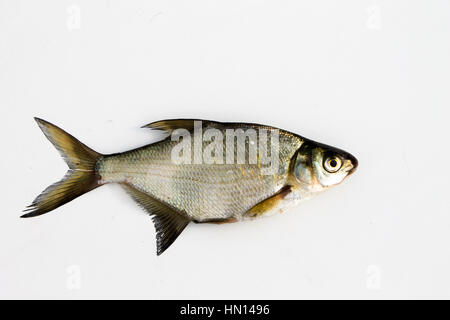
[121,185,190,255]
[244,185,293,218]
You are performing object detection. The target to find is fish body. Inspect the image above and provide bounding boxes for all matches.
[98,122,302,222]
[24,118,358,255]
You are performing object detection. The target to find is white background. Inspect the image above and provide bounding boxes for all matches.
[1,0,449,299]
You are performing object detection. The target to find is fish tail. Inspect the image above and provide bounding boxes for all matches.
[22,118,103,218]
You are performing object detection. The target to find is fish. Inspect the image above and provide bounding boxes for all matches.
[23,118,358,255]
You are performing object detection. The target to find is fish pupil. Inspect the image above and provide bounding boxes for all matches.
[330,159,337,167]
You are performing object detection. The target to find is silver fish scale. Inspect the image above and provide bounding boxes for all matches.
[98,127,303,221]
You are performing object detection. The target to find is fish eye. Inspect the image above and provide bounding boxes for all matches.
[323,156,342,173]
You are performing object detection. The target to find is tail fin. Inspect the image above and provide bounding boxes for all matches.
[22,118,103,218]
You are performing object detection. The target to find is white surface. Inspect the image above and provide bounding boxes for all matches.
[1,0,449,299]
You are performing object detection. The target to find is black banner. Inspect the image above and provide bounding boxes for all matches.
[1,300,445,318]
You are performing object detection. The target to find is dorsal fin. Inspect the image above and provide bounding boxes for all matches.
[141,119,221,135]
[121,184,190,255]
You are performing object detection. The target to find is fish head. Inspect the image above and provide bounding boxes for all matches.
[292,140,358,192]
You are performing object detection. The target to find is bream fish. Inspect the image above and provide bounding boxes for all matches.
[24,118,358,255]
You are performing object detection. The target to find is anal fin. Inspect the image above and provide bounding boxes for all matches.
[193,217,238,224]
[121,184,190,255]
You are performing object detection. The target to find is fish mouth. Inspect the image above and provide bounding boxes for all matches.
[347,155,358,175]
